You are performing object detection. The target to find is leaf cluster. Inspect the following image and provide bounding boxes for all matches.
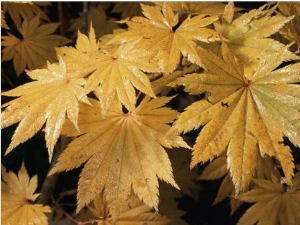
[1,2,300,225]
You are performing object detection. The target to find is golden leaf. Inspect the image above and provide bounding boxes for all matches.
[170,42,300,194]
[1,163,51,225]
[1,15,71,75]
[1,57,89,161]
[112,3,219,73]
[85,39,158,115]
[58,25,157,116]
[1,2,50,29]
[50,96,190,219]
[238,176,300,225]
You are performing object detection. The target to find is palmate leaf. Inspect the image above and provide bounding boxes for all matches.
[170,42,300,194]
[50,96,190,219]
[1,163,51,225]
[57,26,157,116]
[85,39,158,115]
[237,176,300,225]
[1,57,89,161]
[1,15,71,75]
[1,2,50,29]
[112,3,219,73]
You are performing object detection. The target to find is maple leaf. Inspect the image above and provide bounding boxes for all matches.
[1,163,51,225]
[85,39,158,115]
[112,3,219,73]
[237,176,300,225]
[58,25,157,116]
[1,2,50,29]
[200,2,298,68]
[56,25,100,76]
[170,42,300,194]
[1,57,89,161]
[1,15,71,75]
[87,191,171,224]
[49,96,190,219]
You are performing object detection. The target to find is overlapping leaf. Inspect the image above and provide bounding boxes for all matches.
[277,3,300,48]
[170,42,300,194]
[201,2,298,68]
[112,3,219,72]
[1,9,9,29]
[57,26,157,116]
[1,2,50,29]
[238,175,300,225]
[50,96,190,219]
[88,192,171,224]
[67,4,118,39]
[112,2,145,19]
[1,163,51,225]
[1,15,71,75]
[1,57,89,160]
[86,40,158,115]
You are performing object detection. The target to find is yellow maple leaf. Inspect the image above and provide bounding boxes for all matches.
[112,3,219,73]
[1,2,50,29]
[85,39,158,115]
[87,191,171,224]
[237,176,300,225]
[170,42,300,194]
[1,14,71,75]
[1,57,90,161]
[57,25,157,116]
[49,96,190,219]
[1,163,51,225]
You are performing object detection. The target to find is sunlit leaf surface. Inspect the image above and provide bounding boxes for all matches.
[170,43,300,194]
[1,163,51,225]
[50,96,189,218]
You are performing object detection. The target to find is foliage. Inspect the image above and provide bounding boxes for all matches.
[1,2,300,225]
[1,163,51,225]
